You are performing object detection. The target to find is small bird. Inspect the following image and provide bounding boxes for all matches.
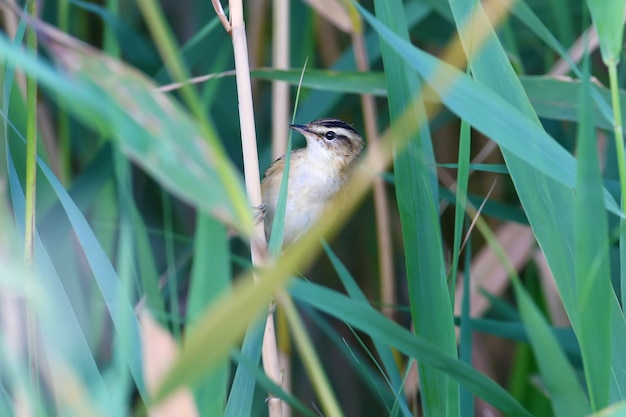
[260,118,364,246]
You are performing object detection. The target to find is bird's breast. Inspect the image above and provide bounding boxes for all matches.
[289,162,344,202]
[261,152,349,245]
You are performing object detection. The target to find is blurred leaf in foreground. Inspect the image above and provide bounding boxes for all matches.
[0,18,253,234]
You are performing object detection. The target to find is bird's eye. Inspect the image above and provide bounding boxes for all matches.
[325,131,336,140]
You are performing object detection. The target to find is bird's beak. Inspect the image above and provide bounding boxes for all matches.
[289,124,311,135]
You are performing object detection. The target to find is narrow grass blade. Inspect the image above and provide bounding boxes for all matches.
[230,350,318,417]
[324,243,411,416]
[512,279,591,417]
[37,143,113,225]
[36,155,146,398]
[6,144,112,409]
[278,292,343,417]
[586,0,626,64]
[129,198,164,314]
[186,215,230,416]
[302,303,405,414]
[466,318,580,358]
[224,320,266,417]
[574,52,612,411]
[459,238,473,417]
[450,115,471,298]
[370,1,459,415]
[289,280,531,417]
[437,163,508,174]
[267,135,292,254]
[547,0,575,46]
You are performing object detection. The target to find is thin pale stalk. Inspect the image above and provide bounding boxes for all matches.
[276,291,344,417]
[272,1,291,415]
[272,0,290,159]
[351,31,395,319]
[211,0,231,32]
[608,61,626,310]
[229,1,284,416]
[24,0,39,401]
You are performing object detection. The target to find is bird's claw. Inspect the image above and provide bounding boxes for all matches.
[254,203,267,224]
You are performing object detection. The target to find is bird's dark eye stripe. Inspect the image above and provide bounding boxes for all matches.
[313,118,358,134]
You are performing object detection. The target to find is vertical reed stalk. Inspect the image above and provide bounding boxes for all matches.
[351,27,395,319]
[272,0,290,159]
[230,1,284,416]
[24,0,39,402]
[607,61,626,308]
[272,0,292,416]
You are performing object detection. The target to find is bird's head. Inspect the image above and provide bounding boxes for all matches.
[289,118,364,170]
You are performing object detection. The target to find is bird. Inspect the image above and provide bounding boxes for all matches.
[260,118,364,247]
